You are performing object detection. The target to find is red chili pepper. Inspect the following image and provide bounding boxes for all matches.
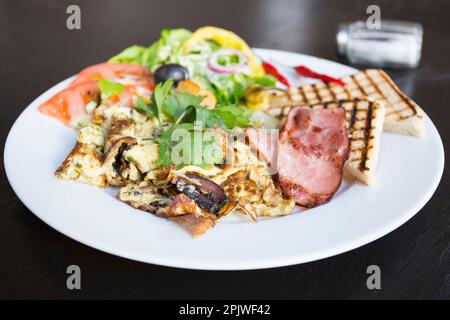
[262,61,291,87]
[294,65,345,85]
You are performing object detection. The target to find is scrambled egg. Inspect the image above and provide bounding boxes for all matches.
[77,123,105,148]
[215,141,295,219]
[169,140,295,219]
[56,101,159,188]
[123,142,159,174]
[56,97,295,221]
[55,142,106,187]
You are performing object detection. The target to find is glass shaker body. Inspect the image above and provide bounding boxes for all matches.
[337,20,423,68]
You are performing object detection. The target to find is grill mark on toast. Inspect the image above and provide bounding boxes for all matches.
[323,101,335,109]
[340,79,354,100]
[363,70,385,98]
[351,145,373,152]
[386,107,416,121]
[298,86,308,103]
[274,69,422,134]
[348,102,358,131]
[325,82,338,100]
[311,84,322,102]
[377,70,419,117]
[386,108,409,116]
[351,136,374,141]
[351,74,368,96]
[359,106,373,171]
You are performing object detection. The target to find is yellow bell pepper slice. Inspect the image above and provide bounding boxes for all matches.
[182,26,265,76]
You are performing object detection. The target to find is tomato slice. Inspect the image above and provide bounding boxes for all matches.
[71,63,155,88]
[39,63,155,127]
[39,81,99,127]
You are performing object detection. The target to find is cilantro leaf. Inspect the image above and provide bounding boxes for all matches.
[157,123,224,168]
[151,80,174,128]
[153,79,173,111]
[192,106,225,128]
[178,104,252,129]
[142,80,252,168]
[164,92,203,119]
[210,104,252,128]
[134,97,157,118]
[98,79,125,98]
[157,123,193,167]
[151,80,204,123]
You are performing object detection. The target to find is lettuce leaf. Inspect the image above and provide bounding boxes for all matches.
[108,45,145,64]
[109,28,192,71]
[205,73,276,106]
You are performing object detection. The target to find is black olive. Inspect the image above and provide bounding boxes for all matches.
[154,64,189,84]
[175,174,227,215]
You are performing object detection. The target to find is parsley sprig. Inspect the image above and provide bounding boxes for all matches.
[135,80,252,167]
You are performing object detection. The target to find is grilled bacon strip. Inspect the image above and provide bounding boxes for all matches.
[247,107,349,207]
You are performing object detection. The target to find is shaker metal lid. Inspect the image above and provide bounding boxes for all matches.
[336,23,349,57]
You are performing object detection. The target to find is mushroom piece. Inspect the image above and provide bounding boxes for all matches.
[157,193,216,237]
[118,182,171,214]
[118,184,215,237]
[175,174,227,215]
[102,136,138,186]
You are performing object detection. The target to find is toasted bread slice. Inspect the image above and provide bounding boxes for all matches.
[265,69,424,137]
[269,98,385,185]
[314,99,385,185]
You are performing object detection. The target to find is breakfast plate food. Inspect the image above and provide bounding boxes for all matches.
[4,27,444,270]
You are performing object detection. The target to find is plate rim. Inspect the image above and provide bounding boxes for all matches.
[4,48,445,270]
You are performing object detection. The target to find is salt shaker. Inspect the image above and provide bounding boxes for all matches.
[337,20,423,68]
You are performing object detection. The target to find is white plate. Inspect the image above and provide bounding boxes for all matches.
[4,49,445,270]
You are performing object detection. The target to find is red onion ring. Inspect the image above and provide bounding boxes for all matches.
[208,48,248,74]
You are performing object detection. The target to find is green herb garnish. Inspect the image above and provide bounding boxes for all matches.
[135,97,157,118]
[98,79,125,98]
[138,80,252,167]
[157,123,224,168]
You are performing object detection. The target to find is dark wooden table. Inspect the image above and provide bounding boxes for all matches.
[1,0,449,299]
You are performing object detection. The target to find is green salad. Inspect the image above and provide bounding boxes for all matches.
[109,27,276,106]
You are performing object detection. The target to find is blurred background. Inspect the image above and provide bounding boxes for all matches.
[1,0,449,299]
